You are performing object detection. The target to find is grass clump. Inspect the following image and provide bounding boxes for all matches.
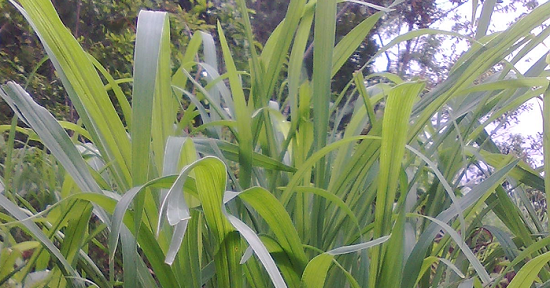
[2,0,550,287]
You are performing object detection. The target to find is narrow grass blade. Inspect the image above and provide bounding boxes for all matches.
[193,138,296,172]
[165,220,189,265]
[476,150,544,191]
[125,13,171,286]
[301,236,389,288]
[378,208,406,288]
[0,194,85,288]
[402,160,518,288]
[301,254,333,288]
[371,82,424,285]
[89,56,132,128]
[472,0,479,24]
[312,0,337,186]
[281,135,381,205]
[544,81,550,221]
[483,225,519,263]
[131,11,169,173]
[375,82,424,235]
[353,71,377,127]
[70,193,180,288]
[217,22,254,189]
[150,12,176,172]
[414,214,491,284]
[259,235,302,287]
[226,214,287,288]
[491,236,550,286]
[343,0,392,12]
[331,12,382,77]
[200,31,223,136]
[156,168,191,237]
[11,0,132,190]
[192,157,241,287]
[406,145,466,236]
[475,0,497,39]
[326,235,390,255]
[293,186,361,234]
[286,7,314,155]
[234,0,264,105]
[256,0,306,105]
[174,210,202,287]
[416,256,466,287]
[0,83,101,193]
[507,252,550,288]
[238,187,308,272]
[110,173,193,266]
[59,201,93,265]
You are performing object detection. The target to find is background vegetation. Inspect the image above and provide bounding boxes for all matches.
[1,0,550,287]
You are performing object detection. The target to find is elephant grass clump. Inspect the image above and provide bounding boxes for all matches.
[2,0,550,287]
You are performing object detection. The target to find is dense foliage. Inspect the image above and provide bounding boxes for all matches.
[1,0,550,287]
[0,0,243,123]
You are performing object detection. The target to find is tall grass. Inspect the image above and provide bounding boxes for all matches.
[1,0,550,287]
